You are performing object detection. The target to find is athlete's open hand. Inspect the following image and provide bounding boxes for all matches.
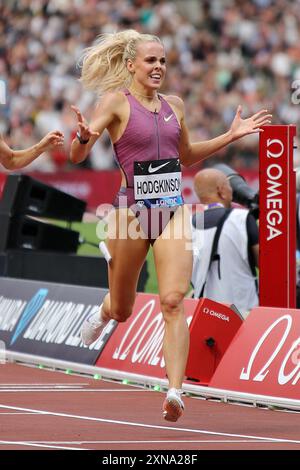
[39,130,64,152]
[71,105,100,141]
[229,106,272,141]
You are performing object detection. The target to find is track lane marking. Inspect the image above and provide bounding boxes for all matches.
[0,412,36,415]
[21,439,296,444]
[0,388,152,392]
[0,403,300,445]
[0,383,89,386]
[0,440,86,450]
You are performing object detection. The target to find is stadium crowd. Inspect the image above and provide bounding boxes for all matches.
[0,0,300,172]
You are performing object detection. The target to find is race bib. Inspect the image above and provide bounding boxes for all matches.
[134,158,183,208]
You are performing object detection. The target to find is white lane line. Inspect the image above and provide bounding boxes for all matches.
[0,388,86,391]
[0,403,299,445]
[0,389,150,393]
[0,412,36,415]
[24,439,289,444]
[0,440,86,450]
[0,383,89,386]
[0,385,85,389]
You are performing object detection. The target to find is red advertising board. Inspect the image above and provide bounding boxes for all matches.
[209,306,300,399]
[96,293,198,378]
[259,125,297,308]
[0,170,121,210]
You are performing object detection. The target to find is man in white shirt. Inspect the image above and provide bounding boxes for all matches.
[191,168,259,317]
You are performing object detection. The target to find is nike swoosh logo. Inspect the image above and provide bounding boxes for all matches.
[148,161,170,173]
[164,114,173,122]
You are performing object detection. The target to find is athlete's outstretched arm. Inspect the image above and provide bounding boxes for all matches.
[70,92,122,164]
[178,101,272,167]
[0,130,64,170]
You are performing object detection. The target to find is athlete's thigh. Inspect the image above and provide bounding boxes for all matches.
[153,205,193,297]
[106,208,150,308]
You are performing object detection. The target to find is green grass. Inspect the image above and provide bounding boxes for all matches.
[144,248,157,294]
[52,220,158,293]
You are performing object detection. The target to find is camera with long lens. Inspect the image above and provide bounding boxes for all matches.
[213,163,259,219]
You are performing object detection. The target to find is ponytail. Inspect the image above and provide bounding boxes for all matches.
[79,29,162,96]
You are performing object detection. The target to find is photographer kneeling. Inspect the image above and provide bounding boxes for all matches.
[191,167,259,318]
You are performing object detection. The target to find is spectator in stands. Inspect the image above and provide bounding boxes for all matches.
[191,168,259,317]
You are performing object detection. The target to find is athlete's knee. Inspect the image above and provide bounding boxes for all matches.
[110,305,132,323]
[160,291,185,319]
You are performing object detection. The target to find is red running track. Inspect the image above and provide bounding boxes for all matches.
[0,363,300,450]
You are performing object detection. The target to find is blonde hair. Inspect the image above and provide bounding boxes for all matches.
[79,29,162,96]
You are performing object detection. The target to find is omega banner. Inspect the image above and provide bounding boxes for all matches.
[259,125,297,308]
[0,277,114,364]
[209,306,300,400]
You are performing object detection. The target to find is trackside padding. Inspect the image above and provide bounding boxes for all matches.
[209,306,300,399]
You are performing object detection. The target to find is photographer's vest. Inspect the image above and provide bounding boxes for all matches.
[191,207,258,315]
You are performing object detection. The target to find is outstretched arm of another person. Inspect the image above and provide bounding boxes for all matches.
[177,100,272,167]
[70,92,122,164]
[0,130,64,170]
